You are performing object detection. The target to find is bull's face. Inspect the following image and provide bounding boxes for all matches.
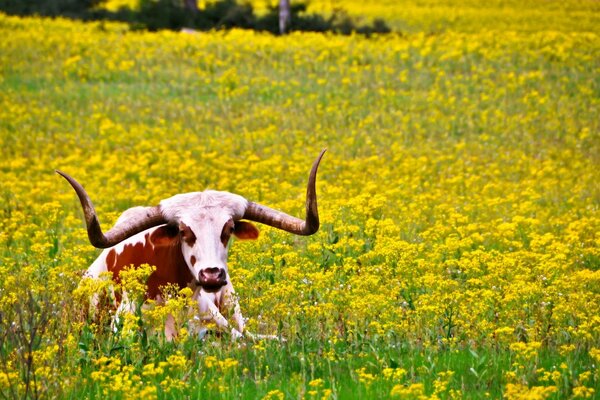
[149,210,259,292]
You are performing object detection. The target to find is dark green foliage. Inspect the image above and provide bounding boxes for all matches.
[120,0,258,31]
[0,0,105,18]
[135,0,195,31]
[256,3,391,35]
[195,0,256,30]
[133,0,391,35]
[0,0,392,36]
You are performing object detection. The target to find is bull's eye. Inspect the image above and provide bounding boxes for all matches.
[220,221,234,246]
[220,232,230,246]
[179,223,197,247]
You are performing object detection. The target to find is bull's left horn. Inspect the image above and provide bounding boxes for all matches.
[242,149,326,235]
[56,170,168,248]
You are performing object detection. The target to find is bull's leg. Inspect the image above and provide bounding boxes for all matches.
[112,290,137,333]
[192,280,285,341]
[142,295,178,341]
[220,282,245,334]
[219,286,284,341]
[195,290,244,340]
[80,251,113,320]
[164,313,177,341]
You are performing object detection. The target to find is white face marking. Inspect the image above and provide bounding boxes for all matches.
[159,191,248,286]
[179,213,231,280]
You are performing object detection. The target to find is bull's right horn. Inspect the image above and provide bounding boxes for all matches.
[56,170,168,248]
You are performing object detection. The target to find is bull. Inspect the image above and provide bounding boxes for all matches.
[58,150,325,339]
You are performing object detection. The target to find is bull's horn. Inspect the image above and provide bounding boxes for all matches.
[242,149,326,235]
[56,170,167,248]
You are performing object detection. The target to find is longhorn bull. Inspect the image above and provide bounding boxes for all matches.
[58,150,325,339]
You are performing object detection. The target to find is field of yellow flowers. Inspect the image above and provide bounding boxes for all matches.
[0,1,599,398]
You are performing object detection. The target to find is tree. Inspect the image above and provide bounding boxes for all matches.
[183,0,197,13]
[0,0,106,17]
[279,0,290,34]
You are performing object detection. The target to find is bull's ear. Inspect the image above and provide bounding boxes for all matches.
[233,221,259,240]
[149,225,179,247]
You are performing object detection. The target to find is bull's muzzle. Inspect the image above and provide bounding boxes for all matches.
[198,267,227,291]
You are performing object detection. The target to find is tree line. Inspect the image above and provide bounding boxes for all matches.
[0,0,391,36]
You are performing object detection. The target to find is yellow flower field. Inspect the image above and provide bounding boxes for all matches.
[0,1,599,398]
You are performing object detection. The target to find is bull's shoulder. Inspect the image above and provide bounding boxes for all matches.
[86,227,193,298]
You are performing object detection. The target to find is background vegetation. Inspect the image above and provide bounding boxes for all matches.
[0,0,599,398]
[0,0,391,34]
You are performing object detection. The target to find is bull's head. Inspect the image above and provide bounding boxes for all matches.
[57,150,326,291]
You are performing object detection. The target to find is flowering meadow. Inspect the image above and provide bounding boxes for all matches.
[1,1,599,398]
